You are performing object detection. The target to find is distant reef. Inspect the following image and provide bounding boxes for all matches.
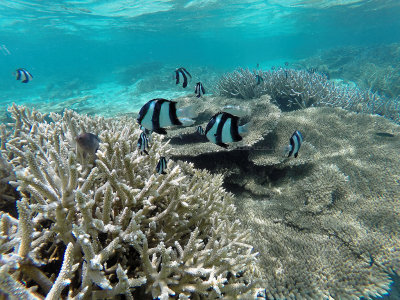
[216,66,400,124]
[297,43,400,100]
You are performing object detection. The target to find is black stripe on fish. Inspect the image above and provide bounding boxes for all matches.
[21,70,30,83]
[16,68,33,83]
[175,67,192,88]
[168,100,182,126]
[288,130,303,158]
[156,156,167,174]
[196,125,204,135]
[137,132,149,155]
[195,82,205,97]
[229,114,242,142]
[175,69,180,85]
[215,113,228,148]
[207,112,242,148]
[137,100,151,125]
[152,99,164,134]
[205,115,217,135]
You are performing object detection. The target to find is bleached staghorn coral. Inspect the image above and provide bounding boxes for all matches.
[0,134,18,217]
[0,104,258,299]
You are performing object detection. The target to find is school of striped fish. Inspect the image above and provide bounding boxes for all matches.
[19,66,303,175]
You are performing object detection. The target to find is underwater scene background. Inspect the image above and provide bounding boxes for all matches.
[1,0,400,117]
[1,0,400,299]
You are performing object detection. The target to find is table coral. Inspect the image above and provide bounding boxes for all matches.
[0,104,258,299]
[168,96,400,299]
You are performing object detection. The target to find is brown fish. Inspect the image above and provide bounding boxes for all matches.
[76,133,100,156]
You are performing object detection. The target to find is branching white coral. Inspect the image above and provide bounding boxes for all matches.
[0,104,258,299]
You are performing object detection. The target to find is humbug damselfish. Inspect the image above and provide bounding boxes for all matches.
[15,68,33,83]
[137,98,196,135]
[205,112,249,148]
[284,130,303,158]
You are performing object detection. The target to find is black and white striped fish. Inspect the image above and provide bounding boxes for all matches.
[285,130,303,158]
[137,98,196,135]
[137,132,149,155]
[175,67,192,88]
[194,82,205,97]
[140,125,152,142]
[156,156,167,174]
[196,125,205,135]
[15,68,33,83]
[205,112,249,148]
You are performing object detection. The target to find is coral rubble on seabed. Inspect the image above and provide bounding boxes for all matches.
[0,104,259,299]
[168,95,400,300]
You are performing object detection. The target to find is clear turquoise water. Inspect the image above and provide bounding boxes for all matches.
[0,0,399,116]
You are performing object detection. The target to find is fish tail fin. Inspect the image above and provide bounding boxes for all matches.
[178,117,195,126]
[223,105,250,117]
[283,145,292,157]
[238,121,251,136]
[177,104,198,120]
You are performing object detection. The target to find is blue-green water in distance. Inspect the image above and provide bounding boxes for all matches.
[0,0,399,116]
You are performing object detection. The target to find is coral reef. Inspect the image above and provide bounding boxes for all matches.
[216,67,400,123]
[168,95,400,299]
[297,43,400,99]
[0,104,258,299]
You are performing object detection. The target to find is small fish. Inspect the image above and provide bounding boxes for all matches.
[271,66,275,70]
[15,68,33,83]
[137,98,197,135]
[194,82,205,97]
[76,133,100,155]
[284,61,289,66]
[284,130,303,158]
[137,132,149,155]
[156,156,167,174]
[175,67,192,88]
[140,125,152,142]
[255,74,264,85]
[307,67,317,74]
[205,112,249,148]
[256,63,259,68]
[196,125,205,135]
